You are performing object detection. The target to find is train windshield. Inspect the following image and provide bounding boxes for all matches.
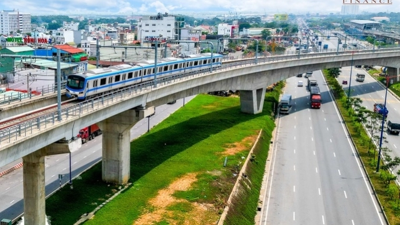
[67,75,85,89]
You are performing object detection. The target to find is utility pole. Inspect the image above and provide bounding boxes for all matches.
[56,49,62,121]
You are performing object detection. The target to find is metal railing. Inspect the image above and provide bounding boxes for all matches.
[0,82,67,105]
[1,47,400,147]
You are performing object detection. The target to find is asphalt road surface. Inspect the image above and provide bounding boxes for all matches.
[338,66,400,175]
[0,96,195,221]
[262,72,385,224]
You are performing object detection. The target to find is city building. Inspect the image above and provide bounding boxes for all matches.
[217,21,239,38]
[371,17,390,22]
[0,10,31,35]
[344,20,382,36]
[63,21,80,31]
[341,5,359,15]
[137,13,177,46]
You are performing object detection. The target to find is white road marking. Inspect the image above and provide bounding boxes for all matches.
[394,144,397,149]
[323,72,385,225]
[293,185,296,192]
[318,188,321,195]
[314,151,316,155]
[62,168,66,171]
[295,116,296,119]
[352,220,355,225]
[51,175,55,178]
[294,136,296,140]
[327,127,329,131]
[310,126,312,130]
[294,149,296,154]
[312,137,314,141]
[92,150,96,153]
[324,118,326,121]
[293,212,295,221]
[330,139,332,143]
[344,191,348,199]
[316,167,318,173]
[309,117,311,120]
[10,200,14,204]
[294,165,296,171]
[294,125,296,129]
[322,109,324,112]
[84,156,87,158]
[334,152,336,157]
[73,162,77,165]
[322,215,325,224]
[5,187,10,191]
[338,170,341,176]
[56,159,59,162]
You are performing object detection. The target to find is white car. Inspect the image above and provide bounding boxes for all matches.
[298,80,303,87]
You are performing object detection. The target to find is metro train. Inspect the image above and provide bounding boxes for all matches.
[66,53,223,100]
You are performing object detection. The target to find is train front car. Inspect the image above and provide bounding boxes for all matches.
[66,74,87,100]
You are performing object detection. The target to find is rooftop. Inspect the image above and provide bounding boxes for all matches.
[350,20,380,25]
[5,46,35,53]
[28,59,79,70]
[53,45,84,54]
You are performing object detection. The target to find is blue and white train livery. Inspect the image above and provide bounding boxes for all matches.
[66,53,223,100]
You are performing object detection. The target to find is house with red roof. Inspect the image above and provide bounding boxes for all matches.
[52,44,88,62]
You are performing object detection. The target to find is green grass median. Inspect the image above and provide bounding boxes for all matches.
[46,85,282,225]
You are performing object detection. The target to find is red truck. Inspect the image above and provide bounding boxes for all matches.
[77,124,102,144]
[310,86,321,109]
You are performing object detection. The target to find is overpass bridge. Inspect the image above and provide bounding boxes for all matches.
[2,48,400,224]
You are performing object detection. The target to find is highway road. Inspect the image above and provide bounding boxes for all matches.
[338,66,400,174]
[262,72,385,224]
[0,96,194,221]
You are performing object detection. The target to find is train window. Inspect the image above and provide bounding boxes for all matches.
[133,71,137,78]
[207,59,210,64]
[139,70,142,76]
[93,80,98,87]
[122,74,126,80]
[108,77,112,84]
[143,69,147,76]
[128,72,133,79]
[203,60,207,64]
[87,83,89,88]
[152,68,155,74]
[100,78,106,85]
[194,61,198,66]
[174,64,178,69]
[115,75,121,82]
[189,62,193,67]
[213,58,216,63]
[164,65,168,71]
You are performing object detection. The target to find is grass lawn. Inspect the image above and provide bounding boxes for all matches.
[47,87,281,225]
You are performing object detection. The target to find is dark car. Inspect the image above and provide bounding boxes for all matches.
[296,73,303,77]
[167,100,177,105]
[342,80,348,85]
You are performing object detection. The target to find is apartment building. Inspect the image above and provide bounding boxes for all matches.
[137,13,177,46]
[0,10,31,35]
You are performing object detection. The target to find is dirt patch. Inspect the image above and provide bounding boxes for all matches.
[133,173,198,225]
[220,135,258,156]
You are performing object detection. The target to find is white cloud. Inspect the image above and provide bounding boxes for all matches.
[0,0,398,15]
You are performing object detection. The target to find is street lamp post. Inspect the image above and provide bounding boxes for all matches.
[347,52,355,102]
[376,76,389,172]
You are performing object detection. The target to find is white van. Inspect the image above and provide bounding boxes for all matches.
[298,80,303,87]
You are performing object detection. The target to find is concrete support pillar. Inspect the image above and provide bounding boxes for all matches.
[23,148,46,225]
[239,87,266,114]
[102,106,153,184]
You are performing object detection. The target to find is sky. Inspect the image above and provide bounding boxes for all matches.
[0,0,397,15]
